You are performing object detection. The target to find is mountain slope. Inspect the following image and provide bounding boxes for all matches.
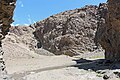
[33,5,101,56]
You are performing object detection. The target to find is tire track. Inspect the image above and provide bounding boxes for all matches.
[10,61,95,80]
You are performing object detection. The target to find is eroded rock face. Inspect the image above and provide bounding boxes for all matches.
[2,26,54,57]
[95,3,108,58]
[0,0,16,79]
[9,26,37,51]
[34,5,100,56]
[95,0,120,61]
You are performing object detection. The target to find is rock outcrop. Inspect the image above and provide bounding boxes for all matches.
[2,26,54,58]
[95,0,120,61]
[34,5,101,56]
[0,0,16,80]
[9,26,37,51]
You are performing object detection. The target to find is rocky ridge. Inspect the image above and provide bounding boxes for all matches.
[33,5,102,56]
[2,25,54,59]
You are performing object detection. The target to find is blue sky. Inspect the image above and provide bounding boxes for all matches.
[13,0,107,25]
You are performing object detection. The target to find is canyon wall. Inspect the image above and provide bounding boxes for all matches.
[0,0,16,79]
[95,0,120,61]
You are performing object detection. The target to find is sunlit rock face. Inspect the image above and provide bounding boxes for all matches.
[95,0,120,61]
[34,5,101,56]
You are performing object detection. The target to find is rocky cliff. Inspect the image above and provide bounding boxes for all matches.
[0,0,16,80]
[95,0,120,61]
[33,5,101,56]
